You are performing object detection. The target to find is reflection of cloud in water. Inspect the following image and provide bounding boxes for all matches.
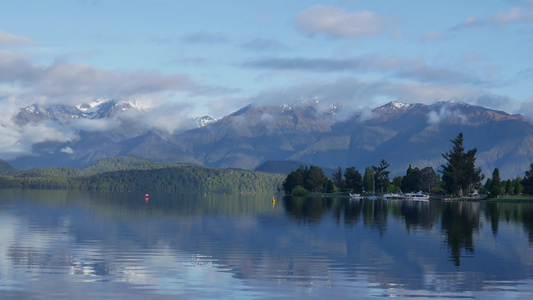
[2,191,533,298]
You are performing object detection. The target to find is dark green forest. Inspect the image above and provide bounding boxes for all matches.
[282,133,533,198]
[0,156,285,195]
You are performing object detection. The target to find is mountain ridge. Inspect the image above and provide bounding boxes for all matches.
[5,100,533,179]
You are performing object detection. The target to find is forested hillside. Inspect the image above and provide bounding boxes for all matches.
[0,157,284,195]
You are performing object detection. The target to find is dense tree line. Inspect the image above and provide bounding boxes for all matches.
[0,165,285,195]
[282,165,329,195]
[400,165,439,193]
[287,161,393,195]
[283,132,533,198]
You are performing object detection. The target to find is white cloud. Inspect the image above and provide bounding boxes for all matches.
[0,50,237,108]
[296,5,397,39]
[519,96,533,122]
[491,7,533,26]
[420,31,445,41]
[452,7,533,30]
[427,104,468,125]
[248,75,514,115]
[451,16,482,30]
[0,30,35,46]
[60,147,74,154]
[0,120,77,159]
[136,102,194,134]
[244,55,487,86]
[207,96,250,118]
[71,118,120,132]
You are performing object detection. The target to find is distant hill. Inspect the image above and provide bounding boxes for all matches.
[0,161,284,195]
[6,100,533,179]
[16,156,165,177]
[79,156,167,175]
[0,159,15,175]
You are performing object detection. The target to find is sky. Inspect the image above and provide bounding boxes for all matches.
[1,0,533,158]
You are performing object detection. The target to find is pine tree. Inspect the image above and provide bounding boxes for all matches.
[363,167,375,194]
[490,168,502,198]
[521,163,533,195]
[305,166,326,193]
[373,159,391,194]
[440,133,482,196]
[344,167,363,193]
[332,167,345,191]
[282,166,305,194]
[512,176,523,195]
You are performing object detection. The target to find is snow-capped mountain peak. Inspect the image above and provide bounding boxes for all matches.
[390,101,410,109]
[75,99,111,116]
[376,101,411,110]
[14,99,216,130]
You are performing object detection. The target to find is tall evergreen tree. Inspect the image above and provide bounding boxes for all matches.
[504,179,512,195]
[521,163,533,195]
[513,176,523,195]
[420,166,439,191]
[402,165,420,192]
[344,167,363,193]
[440,133,482,196]
[325,179,335,193]
[363,167,375,194]
[282,166,305,194]
[305,166,327,193]
[490,168,502,198]
[391,176,403,193]
[332,167,345,191]
[373,159,391,194]
[484,178,492,195]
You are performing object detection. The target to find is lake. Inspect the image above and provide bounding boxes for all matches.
[1,190,533,299]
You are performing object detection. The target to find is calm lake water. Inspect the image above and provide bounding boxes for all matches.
[1,190,533,299]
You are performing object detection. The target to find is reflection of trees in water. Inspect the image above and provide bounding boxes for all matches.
[484,201,533,242]
[362,199,388,236]
[281,196,499,268]
[283,197,439,236]
[440,202,480,267]
[282,197,386,232]
[282,196,331,223]
[342,199,363,226]
[522,207,533,242]
[389,201,438,233]
[485,202,500,235]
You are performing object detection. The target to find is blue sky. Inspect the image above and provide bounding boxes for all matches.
[1,0,533,156]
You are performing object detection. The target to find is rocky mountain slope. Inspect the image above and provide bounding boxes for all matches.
[6,100,533,179]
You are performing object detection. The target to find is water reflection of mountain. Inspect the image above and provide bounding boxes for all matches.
[2,190,533,296]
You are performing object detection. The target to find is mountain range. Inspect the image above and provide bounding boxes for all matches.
[6,99,533,179]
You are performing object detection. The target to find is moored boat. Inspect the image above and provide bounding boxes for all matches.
[383,193,403,200]
[349,193,362,199]
[404,192,430,201]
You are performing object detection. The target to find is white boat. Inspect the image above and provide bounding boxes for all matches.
[349,193,362,199]
[404,192,430,201]
[383,193,403,200]
[383,191,430,201]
